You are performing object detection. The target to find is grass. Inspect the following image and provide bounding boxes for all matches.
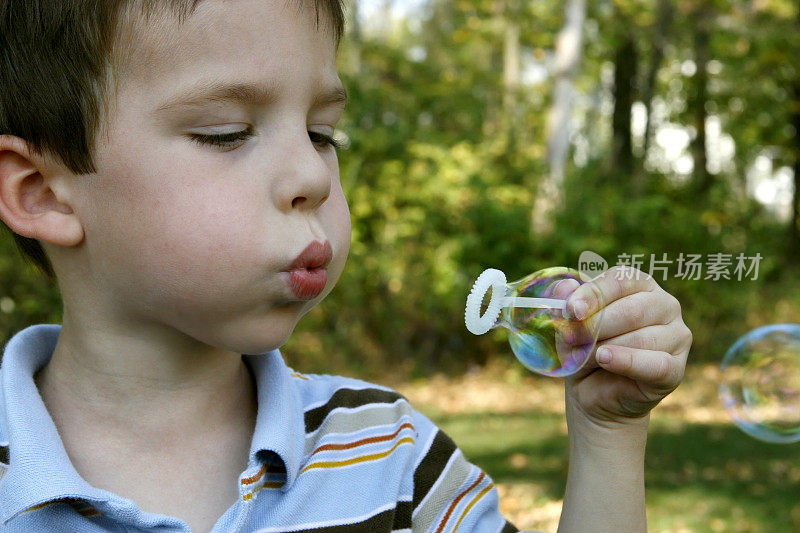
[391,360,800,532]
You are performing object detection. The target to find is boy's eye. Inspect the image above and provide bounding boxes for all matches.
[188,128,255,148]
[309,131,346,151]
[187,128,346,151]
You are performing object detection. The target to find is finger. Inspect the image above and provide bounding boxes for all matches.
[596,322,690,356]
[595,345,684,391]
[551,278,580,300]
[588,290,679,341]
[552,290,678,348]
[566,266,658,321]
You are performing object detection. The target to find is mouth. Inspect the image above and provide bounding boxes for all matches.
[285,241,333,300]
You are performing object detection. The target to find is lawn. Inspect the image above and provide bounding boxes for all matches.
[392,361,800,532]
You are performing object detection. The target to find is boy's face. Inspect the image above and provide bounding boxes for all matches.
[54,0,350,353]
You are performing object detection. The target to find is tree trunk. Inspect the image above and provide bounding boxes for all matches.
[534,0,587,234]
[378,0,394,41]
[502,0,521,140]
[691,4,711,194]
[791,25,800,251]
[347,0,362,76]
[611,31,638,181]
[793,81,800,251]
[640,0,673,184]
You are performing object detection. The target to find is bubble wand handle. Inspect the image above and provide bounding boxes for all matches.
[501,297,567,310]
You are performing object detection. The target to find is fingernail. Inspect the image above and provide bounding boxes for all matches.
[572,299,588,320]
[597,348,612,364]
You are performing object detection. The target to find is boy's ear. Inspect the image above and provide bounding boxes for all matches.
[0,134,84,247]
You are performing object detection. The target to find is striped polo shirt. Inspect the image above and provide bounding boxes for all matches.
[0,324,522,532]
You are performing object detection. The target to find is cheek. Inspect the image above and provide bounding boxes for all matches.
[146,185,270,284]
[325,155,350,244]
[327,183,351,263]
[87,155,267,294]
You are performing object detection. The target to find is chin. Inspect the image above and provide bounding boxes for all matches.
[220,310,300,355]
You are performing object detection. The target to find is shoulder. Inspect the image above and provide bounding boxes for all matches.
[287,370,454,456]
[289,370,404,406]
[289,371,416,434]
[287,370,455,476]
[288,371,520,531]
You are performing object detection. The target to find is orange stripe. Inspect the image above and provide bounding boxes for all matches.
[452,482,494,531]
[300,437,415,474]
[309,423,414,456]
[241,464,267,485]
[242,481,284,501]
[291,372,310,380]
[434,471,486,533]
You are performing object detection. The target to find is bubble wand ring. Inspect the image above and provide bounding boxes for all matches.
[465,268,506,335]
[465,268,569,336]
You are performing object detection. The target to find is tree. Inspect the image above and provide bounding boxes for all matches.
[689,2,711,194]
[791,6,800,249]
[611,15,637,181]
[534,0,587,234]
[640,0,673,179]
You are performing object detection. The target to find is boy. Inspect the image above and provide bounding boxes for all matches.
[0,1,692,531]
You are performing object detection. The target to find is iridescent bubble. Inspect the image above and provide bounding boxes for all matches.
[465,267,605,377]
[719,324,800,444]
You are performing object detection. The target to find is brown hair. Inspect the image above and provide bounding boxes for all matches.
[0,0,346,283]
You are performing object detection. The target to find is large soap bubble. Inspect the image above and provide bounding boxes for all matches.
[465,267,604,377]
[719,324,800,444]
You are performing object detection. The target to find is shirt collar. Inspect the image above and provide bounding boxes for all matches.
[0,324,306,524]
[241,349,306,491]
[0,324,113,524]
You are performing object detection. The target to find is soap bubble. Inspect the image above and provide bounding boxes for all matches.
[465,267,604,377]
[719,324,800,444]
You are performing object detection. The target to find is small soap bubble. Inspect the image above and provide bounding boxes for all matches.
[466,267,604,377]
[719,324,800,444]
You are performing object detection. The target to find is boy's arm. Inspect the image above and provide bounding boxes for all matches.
[557,409,648,532]
[554,266,692,532]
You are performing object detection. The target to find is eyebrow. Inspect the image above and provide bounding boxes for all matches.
[155,80,348,112]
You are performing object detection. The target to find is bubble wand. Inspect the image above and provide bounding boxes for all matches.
[464,267,604,377]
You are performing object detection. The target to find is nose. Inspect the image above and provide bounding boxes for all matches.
[272,131,332,212]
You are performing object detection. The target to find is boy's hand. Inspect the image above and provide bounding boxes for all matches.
[560,266,692,428]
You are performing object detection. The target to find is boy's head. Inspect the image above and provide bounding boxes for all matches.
[0,0,351,354]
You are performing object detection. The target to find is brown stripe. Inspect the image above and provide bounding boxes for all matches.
[21,501,53,514]
[268,503,405,532]
[434,471,486,533]
[309,423,414,457]
[22,498,103,518]
[304,388,405,434]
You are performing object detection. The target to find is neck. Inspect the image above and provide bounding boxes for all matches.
[34,321,258,452]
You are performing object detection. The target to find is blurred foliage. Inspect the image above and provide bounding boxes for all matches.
[3,0,800,381]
